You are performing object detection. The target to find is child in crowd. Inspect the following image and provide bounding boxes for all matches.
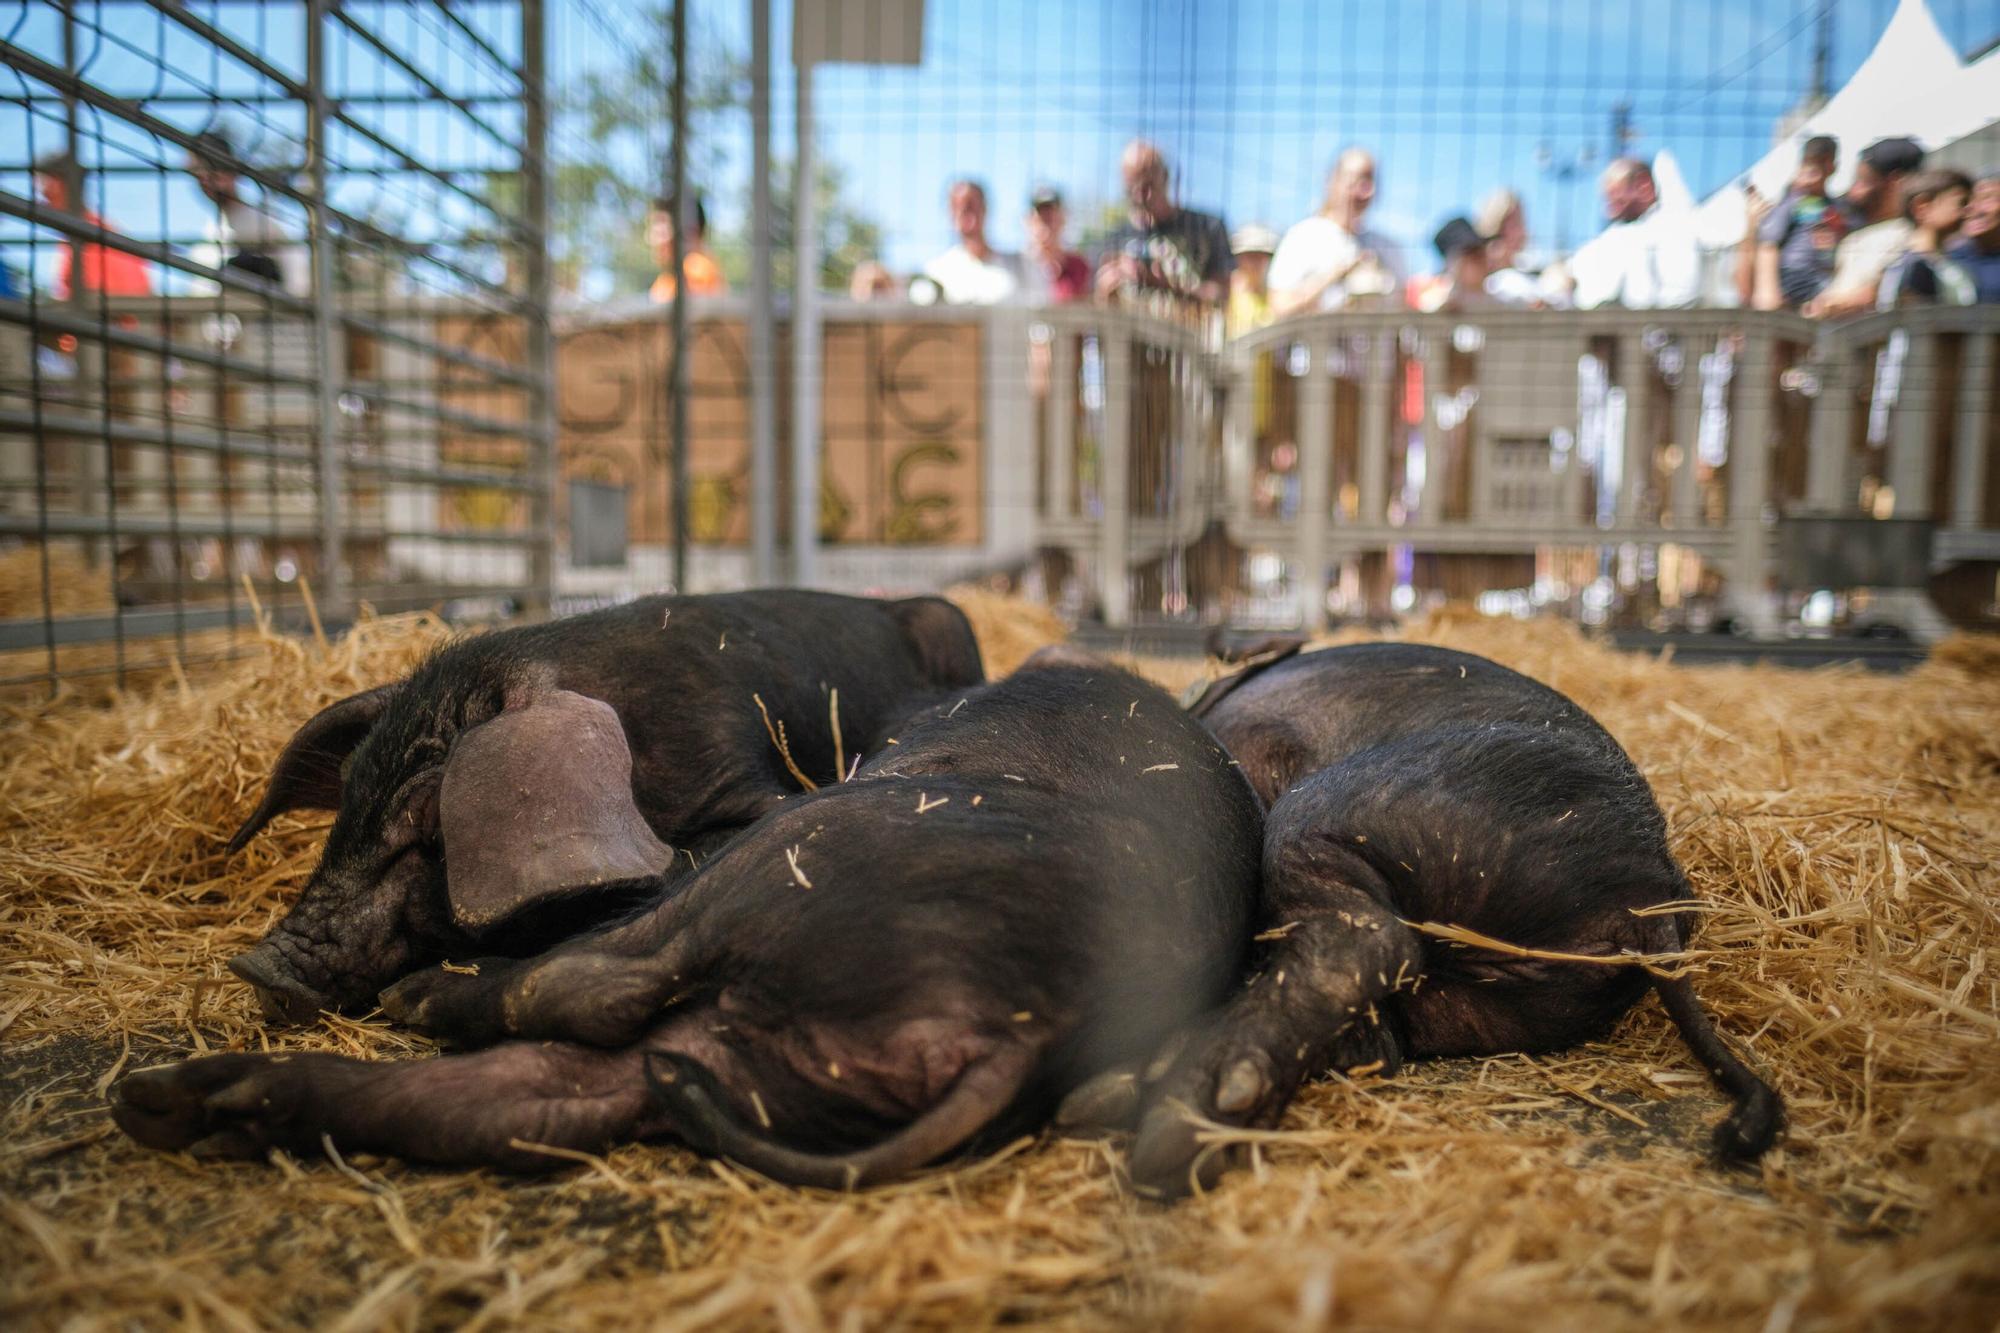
[1226,223,1278,336]
[650,195,728,303]
[1878,168,1977,308]
[1753,136,1849,310]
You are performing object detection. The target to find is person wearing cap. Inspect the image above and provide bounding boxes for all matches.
[1411,217,1495,314]
[1022,186,1090,305]
[924,178,1025,305]
[1226,223,1278,336]
[1806,137,1925,318]
[1270,148,1407,315]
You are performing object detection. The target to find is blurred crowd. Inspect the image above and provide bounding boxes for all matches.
[825,135,2000,328]
[17,128,1995,329]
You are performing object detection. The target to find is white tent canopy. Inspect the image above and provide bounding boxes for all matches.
[1693,0,2000,248]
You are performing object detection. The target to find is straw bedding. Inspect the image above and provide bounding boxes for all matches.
[1,594,1996,1330]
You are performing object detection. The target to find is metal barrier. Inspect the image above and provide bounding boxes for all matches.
[1206,305,1999,633]
[0,0,553,692]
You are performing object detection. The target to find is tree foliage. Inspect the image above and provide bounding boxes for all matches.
[550,4,881,297]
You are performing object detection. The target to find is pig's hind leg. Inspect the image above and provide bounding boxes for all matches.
[111,1040,653,1171]
[1110,806,1424,1198]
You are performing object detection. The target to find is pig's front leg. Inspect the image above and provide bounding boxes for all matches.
[1108,831,1422,1199]
[381,893,698,1048]
[111,1041,650,1171]
[382,934,700,1052]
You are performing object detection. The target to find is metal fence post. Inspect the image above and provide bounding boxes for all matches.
[1295,339,1331,628]
[791,52,820,587]
[523,0,558,612]
[748,0,777,585]
[303,0,345,616]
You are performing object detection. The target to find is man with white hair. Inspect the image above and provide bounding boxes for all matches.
[1570,157,1701,310]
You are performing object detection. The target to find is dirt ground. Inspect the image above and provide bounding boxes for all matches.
[2,594,1996,1330]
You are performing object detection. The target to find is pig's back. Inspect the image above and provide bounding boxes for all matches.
[1200,643,1616,806]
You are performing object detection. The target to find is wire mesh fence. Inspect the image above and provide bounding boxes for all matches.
[5,0,1999,694]
[1,0,554,695]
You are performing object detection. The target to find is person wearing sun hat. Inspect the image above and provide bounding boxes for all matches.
[1227,222,1279,336]
[1411,216,1497,313]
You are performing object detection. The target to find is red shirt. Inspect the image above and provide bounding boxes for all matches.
[55,211,154,300]
[1030,251,1092,303]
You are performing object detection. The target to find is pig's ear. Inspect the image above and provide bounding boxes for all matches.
[889,596,985,686]
[226,684,398,853]
[439,689,673,932]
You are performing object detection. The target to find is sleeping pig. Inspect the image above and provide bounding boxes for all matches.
[1067,640,1783,1196]
[112,654,1264,1186]
[221,590,983,1024]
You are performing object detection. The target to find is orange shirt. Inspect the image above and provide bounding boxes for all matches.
[650,250,728,301]
[55,210,154,299]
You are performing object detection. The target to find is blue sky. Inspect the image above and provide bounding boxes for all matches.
[4,1,1996,291]
[702,0,1997,274]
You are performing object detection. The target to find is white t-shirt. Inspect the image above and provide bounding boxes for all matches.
[1485,266,1571,309]
[1823,219,1913,307]
[1268,215,1408,311]
[924,244,1024,305]
[1570,204,1701,310]
[192,197,310,296]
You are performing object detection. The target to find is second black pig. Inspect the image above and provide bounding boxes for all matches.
[113,659,1264,1187]
[222,590,982,1023]
[1070,641,1782,1196]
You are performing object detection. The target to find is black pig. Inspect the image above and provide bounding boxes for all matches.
[1070,641,1782,1196]
[222,590,982,1023]
[113,657,1264,1187]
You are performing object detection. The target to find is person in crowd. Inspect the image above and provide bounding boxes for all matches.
[1021,186,1090,304]
[1474,188,1551,307]
[649,194,728,302]
[848,260,900,302]
[1094,140,1233,309]
[1226,223,1278,336]
[1570,157,1701,310]
[185,129,308,295]
[1751,136,1847,311]
[1804,136,1925,318]
[1268,147,1405,315]
[923,179,1023,305]
[1945,174,2000,304]
[1877,168,1977,308]
[1411,216,1495,313]
[34,151,153,300]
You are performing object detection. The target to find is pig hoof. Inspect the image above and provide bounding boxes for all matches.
[110,1056,309,1158]
[378,965,508,1046]
[1127,1102,1238,1200]
[1213,1058,1270,1116]
[1055,1068,1140,1133]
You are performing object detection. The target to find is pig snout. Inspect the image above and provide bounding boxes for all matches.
[228,945,330,1025]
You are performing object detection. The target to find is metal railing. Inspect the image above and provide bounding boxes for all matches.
[0,0,554,693]
[1024,304,1992,632]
